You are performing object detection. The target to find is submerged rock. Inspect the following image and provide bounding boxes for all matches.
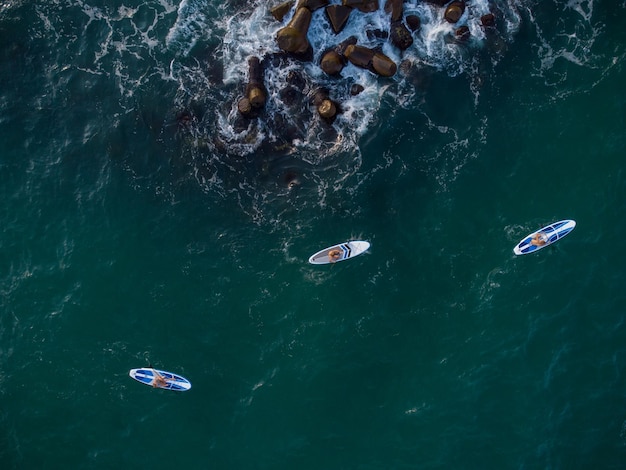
[390,20,413,50]
[350,83,365,95]
[366,29,388,40]
[455,25,470,42]
[286,70,307,89]
[406,14,421,32]
[480,13,496,29]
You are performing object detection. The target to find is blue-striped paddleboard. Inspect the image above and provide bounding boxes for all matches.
[308,241,370,265]
[129,368,191,391]
[513,220,576,255]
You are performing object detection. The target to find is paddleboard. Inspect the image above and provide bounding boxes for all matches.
[308,240,370,265]
[513,220,576,255]
[129,368,192,391]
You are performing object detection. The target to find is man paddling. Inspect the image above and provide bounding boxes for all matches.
[531,232,548,246]
[151,369,170,388]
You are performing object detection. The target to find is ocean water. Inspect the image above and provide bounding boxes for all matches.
[1,0,625,468]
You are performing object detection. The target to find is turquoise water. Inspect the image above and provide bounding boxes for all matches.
[1,0,626,468]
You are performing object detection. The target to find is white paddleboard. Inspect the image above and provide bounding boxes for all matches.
[513,220,576,255]
[129,368,192,391]
[308,241,370,265]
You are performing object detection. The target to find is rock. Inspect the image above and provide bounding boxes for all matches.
[342,0,379,14]
[444,1,465,23]
[350,83,365,95]
[270,1,295,22]
[455,25,470,42]
[238,97,252,116]
[283,171,301,188]
[297,0,330,11]
[325,4,352,34]
[245,56,266,108]
[320,50,345,75]
[390,20,413,50]
[247,56,264,87]
[246,85,266,108]
[286,70,306,89]
[344,44,375,69]
[366,29,388,40]
[276,7,313,54]
[238,57,267,117]
[279,85,302,106]
[371,52,396,77]
[318,99,337,119]
[406,14,421,32]
[310,88,339,122]
[344,44,396,77]
[480,13,496,28]
[384,0,403,22]
[336,35,358,56]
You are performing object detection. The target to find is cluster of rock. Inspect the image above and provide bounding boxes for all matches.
[237,0,498,121]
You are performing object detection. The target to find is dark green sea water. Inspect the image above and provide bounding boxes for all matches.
[1,0,626,468]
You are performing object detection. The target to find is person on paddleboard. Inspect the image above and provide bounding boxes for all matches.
[151,370,169,388]
[531,232,548,246]
[328,249,342,262]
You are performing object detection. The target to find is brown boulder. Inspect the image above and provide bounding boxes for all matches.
[297,0,330,11]
[246,85,266,108]
[384,0,403,22]
[276,7,312,54]
[247,56,264,87]
[345,44,396,77]
[390,20,413,50]
[270,1,295,22]
[320,50,345,75]
[344,44,375,68]
[336,35,358,56]
[342,0,378,14]
[371,52,396,77]
[444,1,465,23]
[325,5,352,34]
[245,56,266,108]
[238,98,252,116]
[318,99,337,119]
